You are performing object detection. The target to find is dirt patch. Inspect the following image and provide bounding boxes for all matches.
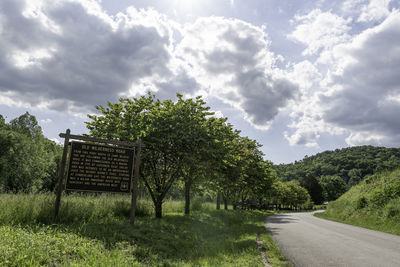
[257,233,272,267]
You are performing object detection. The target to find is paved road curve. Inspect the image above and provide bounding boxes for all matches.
[265,212,400,267]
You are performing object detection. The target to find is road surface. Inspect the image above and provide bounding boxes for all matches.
[265,212,400,267]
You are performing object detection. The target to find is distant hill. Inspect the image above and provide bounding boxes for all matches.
[318,169,400,235]
[274,146,400,204]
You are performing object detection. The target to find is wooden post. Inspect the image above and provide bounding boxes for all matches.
[54,129,70,222]
[130,140,142,226]
[216,191,221,210]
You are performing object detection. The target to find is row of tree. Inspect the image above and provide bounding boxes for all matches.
[0,113,62,193]
[86,94,311,217]
[0,95,312,217]
[274,146,400,203]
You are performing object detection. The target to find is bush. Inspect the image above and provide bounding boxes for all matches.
[370,182,400,207]
[384,199,400,219]
[190,198,203,212]
[356,197,368,209]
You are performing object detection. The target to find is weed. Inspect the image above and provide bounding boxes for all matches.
[316,169,400,235]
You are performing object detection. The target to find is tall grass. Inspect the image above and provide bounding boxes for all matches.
[0,193,289,266]
[316,169,400,235]
[0,193,150,225]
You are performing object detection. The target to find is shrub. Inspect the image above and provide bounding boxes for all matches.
[384,199,400,219]
[356,196,368,209]
[370,182,400,207]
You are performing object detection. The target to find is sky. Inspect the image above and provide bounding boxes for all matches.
[1,0,400,164]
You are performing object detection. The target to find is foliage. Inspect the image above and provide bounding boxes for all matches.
[266,180,311,210]
[274,146,400,203]
[0,112,62,193]
[86,93,285,216]
[86,94,216,217]
[317,169,400,235]
[319,175,347,201]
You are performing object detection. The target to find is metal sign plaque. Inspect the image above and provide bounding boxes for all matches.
[66,142,134,193]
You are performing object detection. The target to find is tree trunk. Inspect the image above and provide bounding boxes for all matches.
[224,197,228,210]
[216,191,221,210]
[184,181,191,215]
[233,203,237,210]
[155,200,162,218]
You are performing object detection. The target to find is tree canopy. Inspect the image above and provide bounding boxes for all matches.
[86,93,304,217]
[0,112,62,193]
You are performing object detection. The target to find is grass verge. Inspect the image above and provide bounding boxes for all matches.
[314,169,400,236]
[0,193,289,266]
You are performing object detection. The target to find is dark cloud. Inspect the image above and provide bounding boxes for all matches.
[154,69,202,100]
[233,70,297,125]
[0,0,298,129]
[0,0,174,112]
[320,12,400,144]
[179,17,299,128]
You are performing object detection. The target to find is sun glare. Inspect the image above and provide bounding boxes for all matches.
[171,0,212,18]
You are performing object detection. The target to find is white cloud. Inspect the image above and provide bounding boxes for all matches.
[318,10,400,146]
[40,118,52,124]
[287,60,321,94]
[288,9,352,56]
[177,17,299,129]
[0,0,179,115]
[50,137,62,145]
[358,0,392,22]
[284,128,320,148]
[285,7,400,148]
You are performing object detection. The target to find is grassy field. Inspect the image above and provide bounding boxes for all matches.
[315,169,400,236]
[0,193,290,266]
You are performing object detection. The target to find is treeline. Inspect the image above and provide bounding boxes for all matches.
[0,95,312,217]
[274,146,400,204]
[0,112,62,192]
[86,94,311,217]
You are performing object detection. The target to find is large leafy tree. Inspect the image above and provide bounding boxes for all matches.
[86,94,213,218]
[0,112,61,192]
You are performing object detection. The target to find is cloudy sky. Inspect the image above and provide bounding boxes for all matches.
[1,0,400,164]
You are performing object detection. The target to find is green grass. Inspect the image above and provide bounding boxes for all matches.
[0,193,289,266]
[315,169,400,235]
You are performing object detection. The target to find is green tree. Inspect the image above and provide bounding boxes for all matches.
[300,175,324,205]
[86,94,214,218]
[348,168,362,187]
[319,175,347,201]
[9,112,42,138]
[0,113,61,192]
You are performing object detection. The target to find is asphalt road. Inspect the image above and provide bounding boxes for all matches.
[265,212,400,267]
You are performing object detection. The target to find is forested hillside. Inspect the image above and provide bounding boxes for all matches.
[274,146,400,204]
[0,112,62,193]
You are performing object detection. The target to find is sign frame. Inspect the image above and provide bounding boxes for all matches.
[53,129,143,226]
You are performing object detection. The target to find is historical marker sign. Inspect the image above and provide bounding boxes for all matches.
[66,142,134,193]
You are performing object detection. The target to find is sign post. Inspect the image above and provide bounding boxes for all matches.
[54,130,143,226]
[54,129,70,222]
[130,140,142,225]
